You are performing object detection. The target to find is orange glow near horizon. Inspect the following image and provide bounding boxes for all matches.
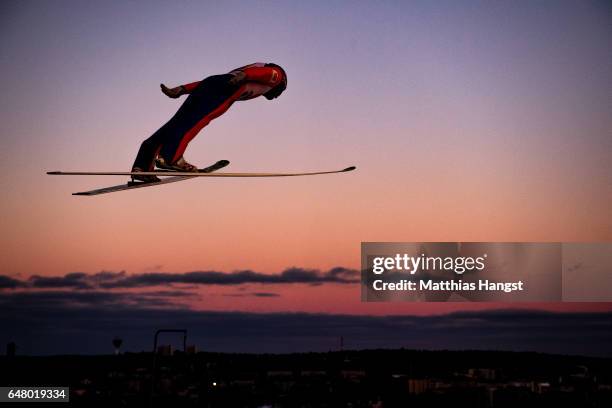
[1,1,611,316]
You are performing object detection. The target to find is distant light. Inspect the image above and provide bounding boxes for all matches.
[212,382,217,387]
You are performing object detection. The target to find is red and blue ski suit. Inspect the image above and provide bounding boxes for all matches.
[132,63,286,171]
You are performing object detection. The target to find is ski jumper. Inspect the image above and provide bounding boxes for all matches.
[132,63,285,171]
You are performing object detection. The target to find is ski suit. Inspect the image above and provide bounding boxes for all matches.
[132,63,285,171]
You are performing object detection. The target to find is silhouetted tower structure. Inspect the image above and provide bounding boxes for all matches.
[112,337,123,355]
[150,329,187,408]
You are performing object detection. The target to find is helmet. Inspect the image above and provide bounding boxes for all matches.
[263,63,287,100]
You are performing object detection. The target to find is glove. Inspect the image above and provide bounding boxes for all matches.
[160,83,185,99]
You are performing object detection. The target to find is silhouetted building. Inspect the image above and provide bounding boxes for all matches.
[468,368,498,381]
[408,378,432,394]
[1,349,610,407]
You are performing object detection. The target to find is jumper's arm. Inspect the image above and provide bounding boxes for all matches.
[181,81,201,93]
[160,81,201,98]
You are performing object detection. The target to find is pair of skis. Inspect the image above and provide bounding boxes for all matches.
[47,160,356,196]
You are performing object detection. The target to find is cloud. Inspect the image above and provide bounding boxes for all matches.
[223,292,280,298]
[0,288,610,356]
[102,267,359,288]
[0,267,359,290]
[18,271,127,290]
[0,289,195,310]
[0,275,27,289]
[28,273,93,289]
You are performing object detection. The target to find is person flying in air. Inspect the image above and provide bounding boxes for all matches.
[131,63,287,183]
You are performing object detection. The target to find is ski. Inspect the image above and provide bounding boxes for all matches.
[48,166,356,178]
[69,160,230,196]
[51,163,356,196]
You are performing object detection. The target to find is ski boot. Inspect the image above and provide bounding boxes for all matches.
[130,167,161,184]
[155,156,199,172]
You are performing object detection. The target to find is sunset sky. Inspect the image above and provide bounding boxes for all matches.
[1,1,611,354]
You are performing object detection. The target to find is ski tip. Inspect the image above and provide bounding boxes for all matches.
[217,159,230,165]
[47,171,61,175]
[342,166,357,172]
[72,192,89,196]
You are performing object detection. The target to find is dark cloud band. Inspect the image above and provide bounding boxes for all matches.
[0,267,358,290]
